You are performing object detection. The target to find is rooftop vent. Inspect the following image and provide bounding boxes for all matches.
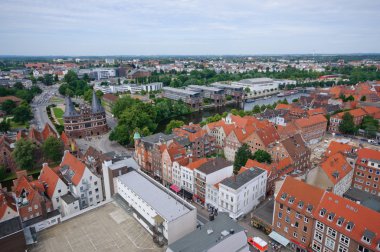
[207,229,213,235]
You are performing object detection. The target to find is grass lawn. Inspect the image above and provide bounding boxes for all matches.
[52,107,64,125]
[10,120,27,129]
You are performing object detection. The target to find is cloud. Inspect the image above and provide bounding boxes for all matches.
[0,0,379,55]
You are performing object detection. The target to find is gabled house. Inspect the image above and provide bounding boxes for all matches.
[0,189,18,223]
[59,151,103,209]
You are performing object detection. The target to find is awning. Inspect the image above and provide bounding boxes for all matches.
[269,231,290,247]
[170,184,180,193]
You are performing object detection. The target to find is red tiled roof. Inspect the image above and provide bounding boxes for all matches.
[275,104,291,110]
[0,190,17,220]
[361,106,380,116]
[356,148,380,164]
[38,163,60,198]
[276,176,325,217]
[186,158,208,170]
[60,151,86,186]
[315,192,380,251]
[294,114,327,128]
[325,141,355,157]
[41,123,56,141]
[306,107,326,117]
[277,122,299,139]
[14,176,44,203]
[61,131,70,146]
[320,153,352,185]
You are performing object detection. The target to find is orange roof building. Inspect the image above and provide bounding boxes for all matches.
[0,190,18,223]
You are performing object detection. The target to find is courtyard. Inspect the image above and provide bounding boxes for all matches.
[29,202,163,252]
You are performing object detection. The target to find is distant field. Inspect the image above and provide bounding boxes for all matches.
[53,107,64,125]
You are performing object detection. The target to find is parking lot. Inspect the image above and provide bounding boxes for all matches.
[29,202,163,252]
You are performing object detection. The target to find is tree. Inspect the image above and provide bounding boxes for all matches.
[361,115,379,138]
[233,144,253,174]
[292,98,299,103]
[109,125,130,145]
[12,102,32,124]
[360,96,366,101]
[43,74,54,86]
[165,120,184,134]
[339,112,356,134]
[252,105,261,114]
[1,100,16,115]
[14,82,25,90]
[0,118,10,132]
[252,150,272,164]
[54,74,59,82]
[12,139,37,170]
[42,137,64,163]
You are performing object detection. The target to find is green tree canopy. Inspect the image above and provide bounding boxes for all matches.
[252,149,272,164]
[165,120,185,134]
[42,136,64,164]
[339,112,357,134]
[12,139,37,170]
[1,100,16,114]
[12,102,32,124]
[233,144,253,175]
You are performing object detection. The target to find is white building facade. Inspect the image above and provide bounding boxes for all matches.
[218,168,267,219]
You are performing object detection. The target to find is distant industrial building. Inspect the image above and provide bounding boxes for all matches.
[162,87,202,110]
[231,78,279,99]
[186,85,225,107]
[210,82,244,103]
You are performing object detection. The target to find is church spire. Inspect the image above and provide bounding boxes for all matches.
[91,91,105,114]
[63,96,79,117]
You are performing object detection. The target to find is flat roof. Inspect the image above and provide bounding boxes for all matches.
[187,85,223,92]
[0,217,23,238]
[117,171,192,221]
[109,158,139,170]
[167,213,245,252]
[220,168,266,190]
[163,87,200,95]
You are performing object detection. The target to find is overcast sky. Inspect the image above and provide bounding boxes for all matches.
[1,0,379,56]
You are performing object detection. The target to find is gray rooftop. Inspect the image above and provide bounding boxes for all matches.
[91,91,105,113]
[0,217,23,238]
[196,157,232,175]
[343,187,380,213]
[141,133,176,145]
[163,87,200,95]
[61,193,78,205]
[63,96,79,117]
[109,158,139,170]
[187,85,223,92]
[220,168,266,190]
[118,171,193,221]
[167,213,246,252]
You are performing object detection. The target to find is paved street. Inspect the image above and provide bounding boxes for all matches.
[76,132,130,155]
[31,85,59,131]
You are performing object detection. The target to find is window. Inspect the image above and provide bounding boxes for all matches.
[293,232,298,238]
[277,222,281,228]
[28,207,32,212]
[340,234,350,247]
[287,207,291,214]
[34,204,38,210]
[295,221,299,228]
[301,237,306,243]
[362,236,371,244]
[303,226,308,233]
[285,216,290,223]
[316,221,325,232]
[320,209,326,216]
[304,217,309,223]
[295,212,301,219]
[327,227,337,239]
[337,218,343,226]
[346,222,353,231]
[312,241,322,252]
[279,203,283,209]
[58,189,61,193]
[314,231,323,242]
[357,245,370,252]
[325,237,335,250]
[337,244,348,252]
[278,212,282,219]
[284,227,288,233]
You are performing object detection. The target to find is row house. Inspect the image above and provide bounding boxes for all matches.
[172,124,216,158]
[312,192,380,252]
[243,121,280,154]
[161,141,187,187]
[0,189,18,223]
[272,176,325,252]
[134,132,176,178]
[59,151,103,209]
[352,148,380,196]
[294,114,328,145]
[218,168,267,219]
[244,158,293,195]
[329,108,367,133]
[179,158,208,196]
[204,120,234,148]
[193,157,233,206]
[12,171,54,222]
[0,135,17,173]
[16,123,57,146]
[306,152,354,196]
[280,134,311,174]
[224,126,256,161]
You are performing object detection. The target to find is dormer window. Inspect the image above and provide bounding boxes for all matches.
[281,193,287,200]
[337,217,344,226]
[346,222,354,231]
[327,212,335,221]
[362,230,375,245]
[298,201,304,209]
[306,204,313,213]
[320,208,326,217]
[289,196,295,204]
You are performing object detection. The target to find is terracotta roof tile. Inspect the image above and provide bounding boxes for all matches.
[315,192,380,251]
[325,141,356,157]
[320,153,352,185]
[186,158,208,170]
[60,151,86,186]
[0,190,17,219]
[294,114,327,128]
[38,163,60,198]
